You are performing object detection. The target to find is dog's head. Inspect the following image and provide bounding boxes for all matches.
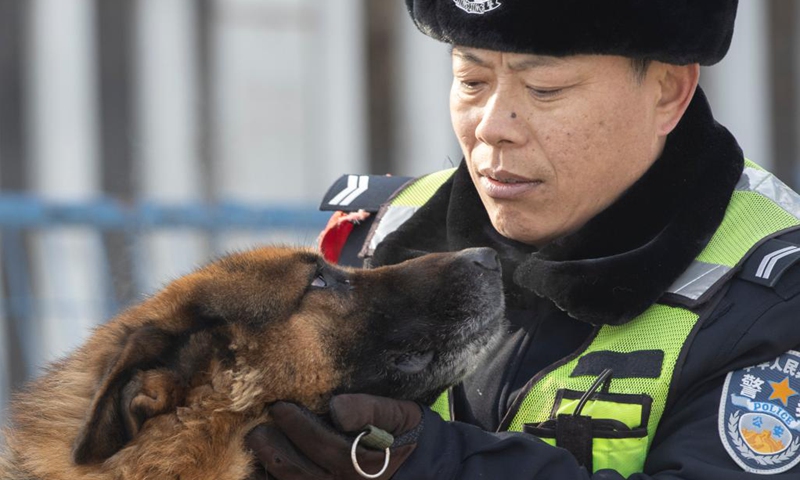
[67,246,504,469]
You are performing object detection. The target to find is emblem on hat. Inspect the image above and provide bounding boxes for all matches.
[719,350,800,474]
[453,0,502,15]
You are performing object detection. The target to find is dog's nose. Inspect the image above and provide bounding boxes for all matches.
[461,248,500,272]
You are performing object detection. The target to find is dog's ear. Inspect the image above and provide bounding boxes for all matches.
[72,325,216,464]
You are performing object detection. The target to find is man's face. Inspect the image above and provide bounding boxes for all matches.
[450,48,666,246]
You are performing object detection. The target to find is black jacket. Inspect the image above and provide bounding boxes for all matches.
[368,89,800,479]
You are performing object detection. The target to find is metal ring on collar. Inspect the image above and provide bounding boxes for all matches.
[351,430,391,479]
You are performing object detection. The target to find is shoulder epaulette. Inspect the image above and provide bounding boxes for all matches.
[318,170,456,266]
[740,238,800,288]
[319,174,413,213]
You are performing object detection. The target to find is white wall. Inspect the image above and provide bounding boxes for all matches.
[393,1,459,177]
[26,0,104,369]
[134,0,208,292]
[211,0,367,249]
[702,0,772,169]
[316,0,368,186]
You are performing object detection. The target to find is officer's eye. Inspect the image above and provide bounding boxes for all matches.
[527,87,563,100]
[460,80,485,92]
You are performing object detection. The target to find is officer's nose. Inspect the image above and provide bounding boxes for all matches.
[474,92,528,147]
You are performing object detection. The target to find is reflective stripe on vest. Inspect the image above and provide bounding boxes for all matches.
[364,169,457,258]
[666,160,800,301]
[425,160,800,476]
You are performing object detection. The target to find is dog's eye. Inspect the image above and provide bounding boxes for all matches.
[310,274,327,288]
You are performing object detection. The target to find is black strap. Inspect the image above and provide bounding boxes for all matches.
[556,414,593,472]
[337,216,376,267]
[571,350,663,379]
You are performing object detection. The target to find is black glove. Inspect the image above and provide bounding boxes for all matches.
[245,394,424,480]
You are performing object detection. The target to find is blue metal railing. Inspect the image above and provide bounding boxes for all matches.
[0,194,330,230]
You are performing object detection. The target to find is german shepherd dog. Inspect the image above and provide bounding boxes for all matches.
[0,246,505,479]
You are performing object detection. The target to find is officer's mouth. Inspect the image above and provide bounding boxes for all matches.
[479,170,544,200]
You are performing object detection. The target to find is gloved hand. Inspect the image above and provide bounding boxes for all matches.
[246,394,423,480]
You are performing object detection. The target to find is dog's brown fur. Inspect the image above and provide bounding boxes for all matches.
[0,246,504,480]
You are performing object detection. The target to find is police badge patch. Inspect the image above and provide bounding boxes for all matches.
[453,0,502,15]
[720,351,800,474]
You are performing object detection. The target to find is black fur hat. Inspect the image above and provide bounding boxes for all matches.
[406,0,738,65]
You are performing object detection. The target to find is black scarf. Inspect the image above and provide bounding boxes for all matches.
[373,88,744,326]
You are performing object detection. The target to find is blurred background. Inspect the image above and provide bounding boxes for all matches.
[0,0,798,421]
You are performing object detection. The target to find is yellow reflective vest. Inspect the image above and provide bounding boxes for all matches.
[369,160,800,476]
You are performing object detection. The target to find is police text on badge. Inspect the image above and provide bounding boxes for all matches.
[719,350,800,474]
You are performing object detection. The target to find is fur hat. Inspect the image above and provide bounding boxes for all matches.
[406,0,738,65]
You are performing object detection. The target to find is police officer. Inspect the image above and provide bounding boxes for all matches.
[247,1,800,478]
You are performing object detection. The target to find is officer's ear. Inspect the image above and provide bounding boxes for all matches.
[653,62,700,136]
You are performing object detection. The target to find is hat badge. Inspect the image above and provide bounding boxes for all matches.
[453,0,502,15]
